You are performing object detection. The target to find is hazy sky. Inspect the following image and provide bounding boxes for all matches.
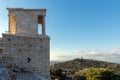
[0,0,120,63]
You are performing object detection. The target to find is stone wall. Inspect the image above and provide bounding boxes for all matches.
[0,34,50,79]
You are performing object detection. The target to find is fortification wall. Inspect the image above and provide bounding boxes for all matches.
[1,34,50,79]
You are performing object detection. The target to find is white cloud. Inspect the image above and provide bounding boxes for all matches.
[0,34,2,37]
[73,48,120,59]
[51,48,120,63]
[51,55,79,61]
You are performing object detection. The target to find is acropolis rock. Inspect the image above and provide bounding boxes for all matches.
[0,8,50,80]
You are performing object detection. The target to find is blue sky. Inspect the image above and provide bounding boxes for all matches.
[0,0,120,63]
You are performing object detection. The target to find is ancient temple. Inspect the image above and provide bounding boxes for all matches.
[0,8,50,79]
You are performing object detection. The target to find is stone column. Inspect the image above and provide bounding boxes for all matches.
[34,15,38,35]
[42,15,46,35]
[8,15,10,34]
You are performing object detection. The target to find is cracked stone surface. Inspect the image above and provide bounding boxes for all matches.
[0,66,48,80]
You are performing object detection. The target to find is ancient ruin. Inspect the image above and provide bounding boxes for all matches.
[0,8,50,79]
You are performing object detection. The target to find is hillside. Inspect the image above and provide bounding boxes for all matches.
[50,61,64,65]
[51,58,120,75]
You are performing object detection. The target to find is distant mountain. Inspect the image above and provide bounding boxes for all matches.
[50,61,64,65]
[51,58,120,74]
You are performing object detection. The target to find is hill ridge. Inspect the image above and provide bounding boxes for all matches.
[51,58,120,74]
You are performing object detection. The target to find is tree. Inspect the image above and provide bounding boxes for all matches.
[73,68,120,80]
[50,68,69,80]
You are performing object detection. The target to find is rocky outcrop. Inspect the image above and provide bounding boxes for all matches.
[0,65,48,80]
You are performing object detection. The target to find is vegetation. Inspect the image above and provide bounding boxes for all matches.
[50,58,120,80]
[73,68,120,80]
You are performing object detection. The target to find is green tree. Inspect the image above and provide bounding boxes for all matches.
[73,68,120,80]
[50,68,68,80]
